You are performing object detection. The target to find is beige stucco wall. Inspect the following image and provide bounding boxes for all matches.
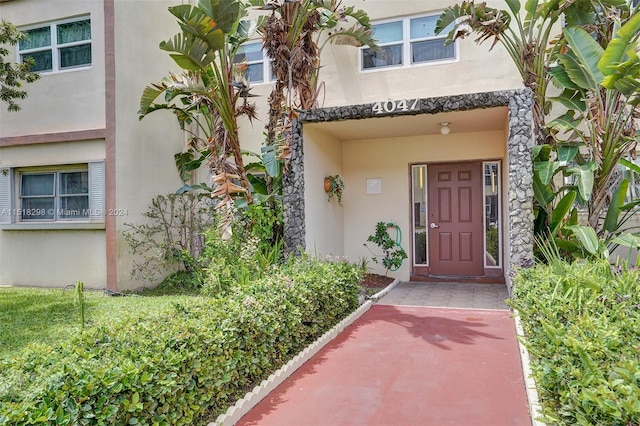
[238,0,524,160]
[318,0,523,106]
[0,140,107,288]
[0,0,106,137]
[112,0,192,290]
[304,123,506,280]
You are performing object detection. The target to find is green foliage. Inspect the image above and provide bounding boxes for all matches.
[365,222,408,273]
[122,193,215,283]
[0,289,200,359]
[74,281,85,330]
[510,261,640,425]
[325,175,344,206]
[0,257,362,425]
[0,20,41,112]
[437,1,640,262]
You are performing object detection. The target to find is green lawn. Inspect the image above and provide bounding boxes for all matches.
[0,287,200,359]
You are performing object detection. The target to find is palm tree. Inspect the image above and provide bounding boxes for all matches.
[257,0,377,159]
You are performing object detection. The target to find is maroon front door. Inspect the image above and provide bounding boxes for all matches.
[427,162,484,276]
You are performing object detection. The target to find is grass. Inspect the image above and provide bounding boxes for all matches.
[0,287,201,359]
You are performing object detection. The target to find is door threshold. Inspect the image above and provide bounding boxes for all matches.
[410,275,505,284]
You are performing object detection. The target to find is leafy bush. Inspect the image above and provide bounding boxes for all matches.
[122,193,215,283]
[365,222,408,273]
[0,257,362,425]
[510,261,640,425]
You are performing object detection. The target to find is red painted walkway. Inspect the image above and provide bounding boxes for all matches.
[238,305,531,426]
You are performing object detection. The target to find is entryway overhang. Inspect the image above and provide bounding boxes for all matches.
[283,89,535,291]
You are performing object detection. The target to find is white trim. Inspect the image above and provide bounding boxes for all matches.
[411,164,429,267]
[483,161,502,268]
[0,168,14,225]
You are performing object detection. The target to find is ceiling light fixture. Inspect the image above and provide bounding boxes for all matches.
[440,122,450,135]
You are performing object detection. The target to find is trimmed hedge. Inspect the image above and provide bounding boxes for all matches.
[0,257,362,425]
[510,261,640,425]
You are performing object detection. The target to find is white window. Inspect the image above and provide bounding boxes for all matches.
[361,14,455,71]
[234,41,273,84]
[19,17,92,73]
[0,162,104,224]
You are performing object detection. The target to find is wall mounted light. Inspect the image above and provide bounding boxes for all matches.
[440,122,450,135]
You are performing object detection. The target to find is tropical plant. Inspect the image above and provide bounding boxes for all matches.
[547,17,640,231]
[139,0,263,236]
[257,0,377,162]
[436,1,640,261]
[365,222,408,274]
[0,20,40,112]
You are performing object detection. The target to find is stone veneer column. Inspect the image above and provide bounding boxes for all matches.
[285,89,535,280]
[283,118,305,254]
[506,89,535,286]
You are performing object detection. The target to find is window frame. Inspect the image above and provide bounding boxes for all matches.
[19,168,89,222]
[359,13,458,73]
[234,41,274,85]
[0,162,105,228]
[18,16,92,74]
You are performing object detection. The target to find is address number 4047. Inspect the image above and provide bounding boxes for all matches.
[371,98,419,114]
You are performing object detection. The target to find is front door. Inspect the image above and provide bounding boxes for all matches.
[427,162,484,276]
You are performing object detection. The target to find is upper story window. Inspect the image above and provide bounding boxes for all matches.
[234,41,273,84]
[361,14,455,71]
[19,17,92,73]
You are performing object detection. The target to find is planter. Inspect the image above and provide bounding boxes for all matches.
[324,177,332,193]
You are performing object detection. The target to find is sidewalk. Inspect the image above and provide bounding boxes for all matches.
[236,283,531,426]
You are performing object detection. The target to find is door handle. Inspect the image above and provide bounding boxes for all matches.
[430,223,439,229]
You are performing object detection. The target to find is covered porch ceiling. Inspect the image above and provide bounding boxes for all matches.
[304,106,509,141]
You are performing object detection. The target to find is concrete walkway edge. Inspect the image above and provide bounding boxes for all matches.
[210,279,401,426]
[514,311,546,426]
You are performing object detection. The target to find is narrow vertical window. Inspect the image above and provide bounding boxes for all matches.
[484,162,501,267]
[412,165,428,265]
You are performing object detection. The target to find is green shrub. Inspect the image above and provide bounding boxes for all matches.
[0,257,361,425]
[510,261,640,425]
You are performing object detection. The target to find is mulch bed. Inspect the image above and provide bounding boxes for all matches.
[360,273,395,288]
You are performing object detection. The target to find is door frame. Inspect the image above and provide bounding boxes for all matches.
[409,160,504,281]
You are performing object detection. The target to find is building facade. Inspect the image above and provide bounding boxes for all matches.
[0,0,534,290]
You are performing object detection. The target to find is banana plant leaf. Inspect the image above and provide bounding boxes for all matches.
[556,144,580,163]
[550,190,576,236]
[548,89,586,113]
[603,178,629,232]
[566,162,597,202]
[565,224,600,255]
[610,233,640,249]
[598,10,640,77]
[533,172,554,212]
[534,160,562,185]
[562,26,605,90]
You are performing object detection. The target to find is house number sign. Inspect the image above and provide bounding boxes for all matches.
[371,98,420,114]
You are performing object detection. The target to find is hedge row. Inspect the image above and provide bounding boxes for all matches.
[510,261,640,425]
[0,257,362,425]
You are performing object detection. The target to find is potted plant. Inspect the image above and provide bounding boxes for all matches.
[324,175,344,206]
